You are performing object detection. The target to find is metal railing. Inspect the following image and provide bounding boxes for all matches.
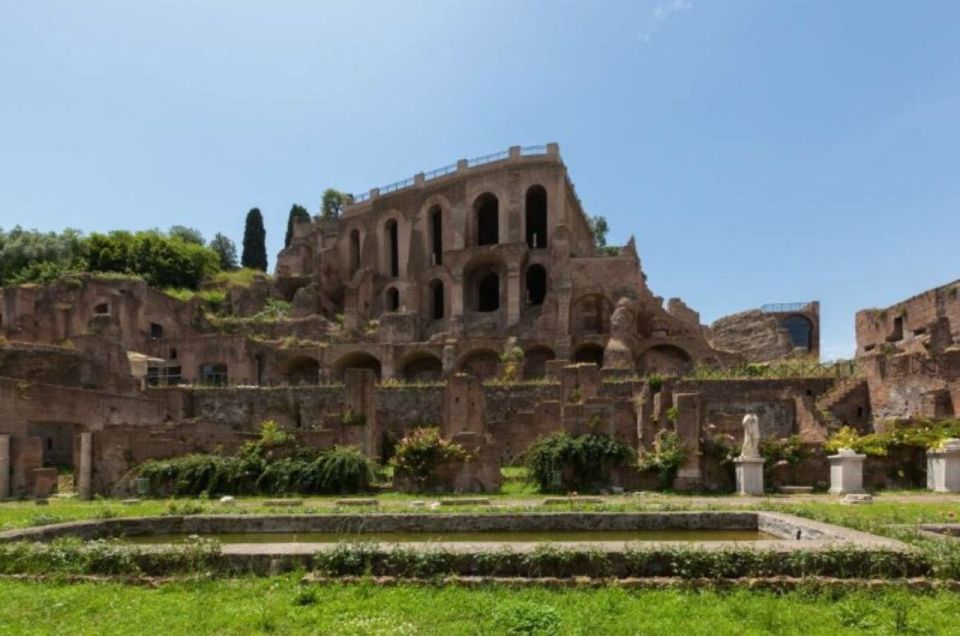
[467,149,510,168]
[424,162,457,181]
[350,144,551,203]
[761,302,811,313]
[379,176,415,196]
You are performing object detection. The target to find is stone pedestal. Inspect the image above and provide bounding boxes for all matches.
[829,448,866,495]
[927,438,960,493]
[78,432,93,500]
[734,456,765,496]
[0,435,10,500]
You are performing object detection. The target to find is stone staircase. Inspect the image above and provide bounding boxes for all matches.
[815,376,868,430]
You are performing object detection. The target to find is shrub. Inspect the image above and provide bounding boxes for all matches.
[499,346,524,382]
[760,434,806,465]
[637,430,688,489]
[139,422,374,496]
[524,432,634,493]
[646,374,663,393]
[390,428,469,490]
[824,419,960,456]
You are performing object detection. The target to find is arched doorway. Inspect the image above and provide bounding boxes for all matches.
[523,346,556,378]
[400,352,443,382]
[525,264,547,306]
[386,287,400,311]
[333,352,382,381]
[525,185,547,249]
[430,279,445,320]
[458,349,501,380]
[429,206,442,265]
[385,219,399,277]
[573,343,605,367]
[477,274,500,312]
[474,193,499,246]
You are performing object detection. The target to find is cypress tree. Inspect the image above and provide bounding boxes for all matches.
[241,208,268,271]
[284,204,311,248]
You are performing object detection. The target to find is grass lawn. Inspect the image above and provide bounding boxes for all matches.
[1,575,959,635]
[3,491,960,633]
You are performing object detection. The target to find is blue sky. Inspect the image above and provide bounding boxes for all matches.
[1,1,958,359]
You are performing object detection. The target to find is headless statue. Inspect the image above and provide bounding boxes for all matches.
[740,414,761,459]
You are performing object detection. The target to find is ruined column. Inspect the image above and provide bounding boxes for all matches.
[506,265,522,328]
[673,393,702,490]
[0,435,10,500]
[78,432,93,500]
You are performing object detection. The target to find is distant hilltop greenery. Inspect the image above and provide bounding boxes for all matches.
[1,193,356,291]
[0,226,226,290]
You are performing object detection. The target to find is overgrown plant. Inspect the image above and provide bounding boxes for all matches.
[138,421,375,496]
[637,430,688,489]
[389,427,470,491]
[524,431,634,493]
[824,419,960,456]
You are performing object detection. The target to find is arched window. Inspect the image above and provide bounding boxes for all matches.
[478,273,500,312]
[525,185,547,249]
[429,206,442,265]
[349,229,360,274]
[430,279,445,320]
[386,287,400,311]
[525,264,547,305]
[475,193,499,246]
[782,315,813,351]
[385,219,399,277]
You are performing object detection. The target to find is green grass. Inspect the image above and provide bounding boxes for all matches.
[0,576,958,634]
[209,268,268,287]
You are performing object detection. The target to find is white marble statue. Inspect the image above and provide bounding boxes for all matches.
[740,414,761,459]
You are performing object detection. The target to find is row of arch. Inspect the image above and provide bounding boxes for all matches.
[278,342,693,385]
[381,263,548,317]
[349,185,550,280]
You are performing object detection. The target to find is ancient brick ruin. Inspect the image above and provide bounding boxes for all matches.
[0,144,955,497]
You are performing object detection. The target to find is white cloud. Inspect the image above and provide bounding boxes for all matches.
[637,0,694,43]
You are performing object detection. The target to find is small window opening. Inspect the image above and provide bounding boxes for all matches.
[386,288,400,311]
[150,323,164,339]
[475,194,499,246]
[430,206,442,265]
[94,303,109,315]
[525,264,547,306]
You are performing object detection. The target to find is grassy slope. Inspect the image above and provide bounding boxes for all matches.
[1,576,959,635]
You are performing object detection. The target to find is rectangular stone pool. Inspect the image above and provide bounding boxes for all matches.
[123,529,775,544]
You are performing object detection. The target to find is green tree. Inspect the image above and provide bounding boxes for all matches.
[320,189,354,221]
[85,230,220,289]
[588,214,610,248]
[0,226,87,285]
[208,233,238,270]
[168,225,205,245]
[241,208,268,271]
[284,204,311,248]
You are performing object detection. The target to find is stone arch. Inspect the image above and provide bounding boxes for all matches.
[384,218,399,277]
[523,345,556,379]
[525,264,547,306]
[349,228,361,274]
[781,314,813,352]
[385,287,400,312]
[429,279,445,320]
[474,192,499,246]
[525,184,548,249]
[573,343,605,367]
[281,356,320,385]
[332,351,382,380]
[457,348,501,380]
[636,344,693,376]
[570,294,613,335]
[399,351,443,382]
[464,256,506,313]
